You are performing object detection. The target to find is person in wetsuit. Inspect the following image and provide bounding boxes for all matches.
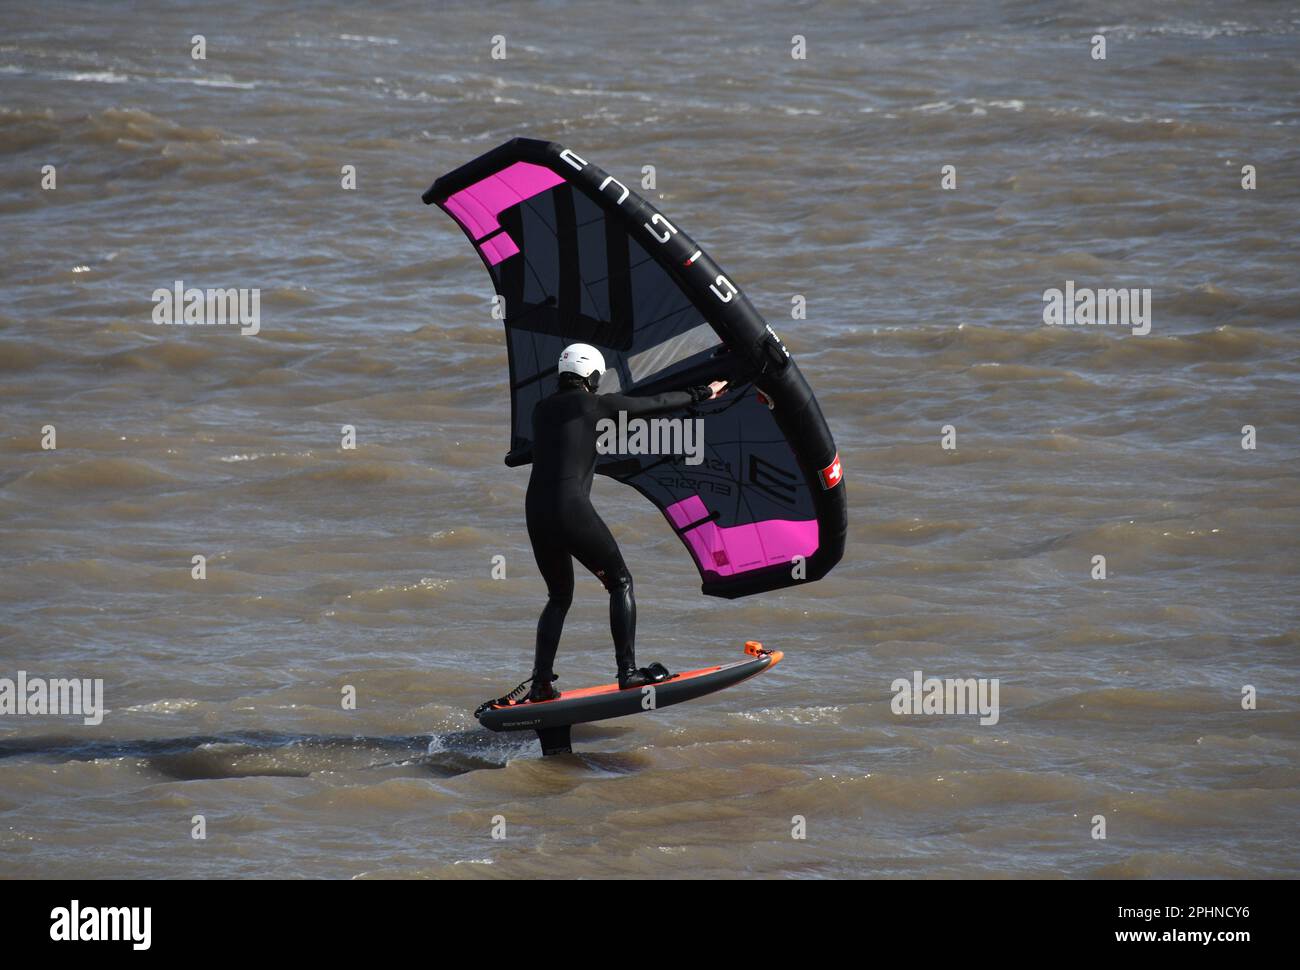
[525,342,728,702]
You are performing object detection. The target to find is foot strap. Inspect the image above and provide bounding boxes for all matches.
[644,662,671,682]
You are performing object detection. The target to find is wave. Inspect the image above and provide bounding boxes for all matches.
[7,457,178,493]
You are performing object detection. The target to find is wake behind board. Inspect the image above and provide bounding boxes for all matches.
[476,641,782,755]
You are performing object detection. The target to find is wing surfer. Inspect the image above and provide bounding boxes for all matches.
[523,343,728,702]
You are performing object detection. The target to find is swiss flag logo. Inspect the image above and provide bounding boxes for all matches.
[818,453,843,490]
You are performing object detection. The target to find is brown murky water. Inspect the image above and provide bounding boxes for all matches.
[1,0,1298,878]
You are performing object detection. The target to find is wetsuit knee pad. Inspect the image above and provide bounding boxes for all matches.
[604,571,633,596]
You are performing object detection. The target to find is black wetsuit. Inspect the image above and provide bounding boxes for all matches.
[526,381,709,684]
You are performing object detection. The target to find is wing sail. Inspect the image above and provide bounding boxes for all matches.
[424,138,846,598]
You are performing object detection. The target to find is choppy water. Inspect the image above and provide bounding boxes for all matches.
[1,0,1298,878]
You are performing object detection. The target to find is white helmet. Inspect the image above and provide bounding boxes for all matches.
[557,343,605,391]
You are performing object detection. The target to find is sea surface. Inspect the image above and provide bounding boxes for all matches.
[1,0,1298,878]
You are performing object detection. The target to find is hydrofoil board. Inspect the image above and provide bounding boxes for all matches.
[475,641,782,755]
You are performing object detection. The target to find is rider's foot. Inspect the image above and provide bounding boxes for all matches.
[617,662,671,690]
[527,673,560,703]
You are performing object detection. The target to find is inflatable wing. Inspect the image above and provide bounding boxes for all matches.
[423,138,846,598]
